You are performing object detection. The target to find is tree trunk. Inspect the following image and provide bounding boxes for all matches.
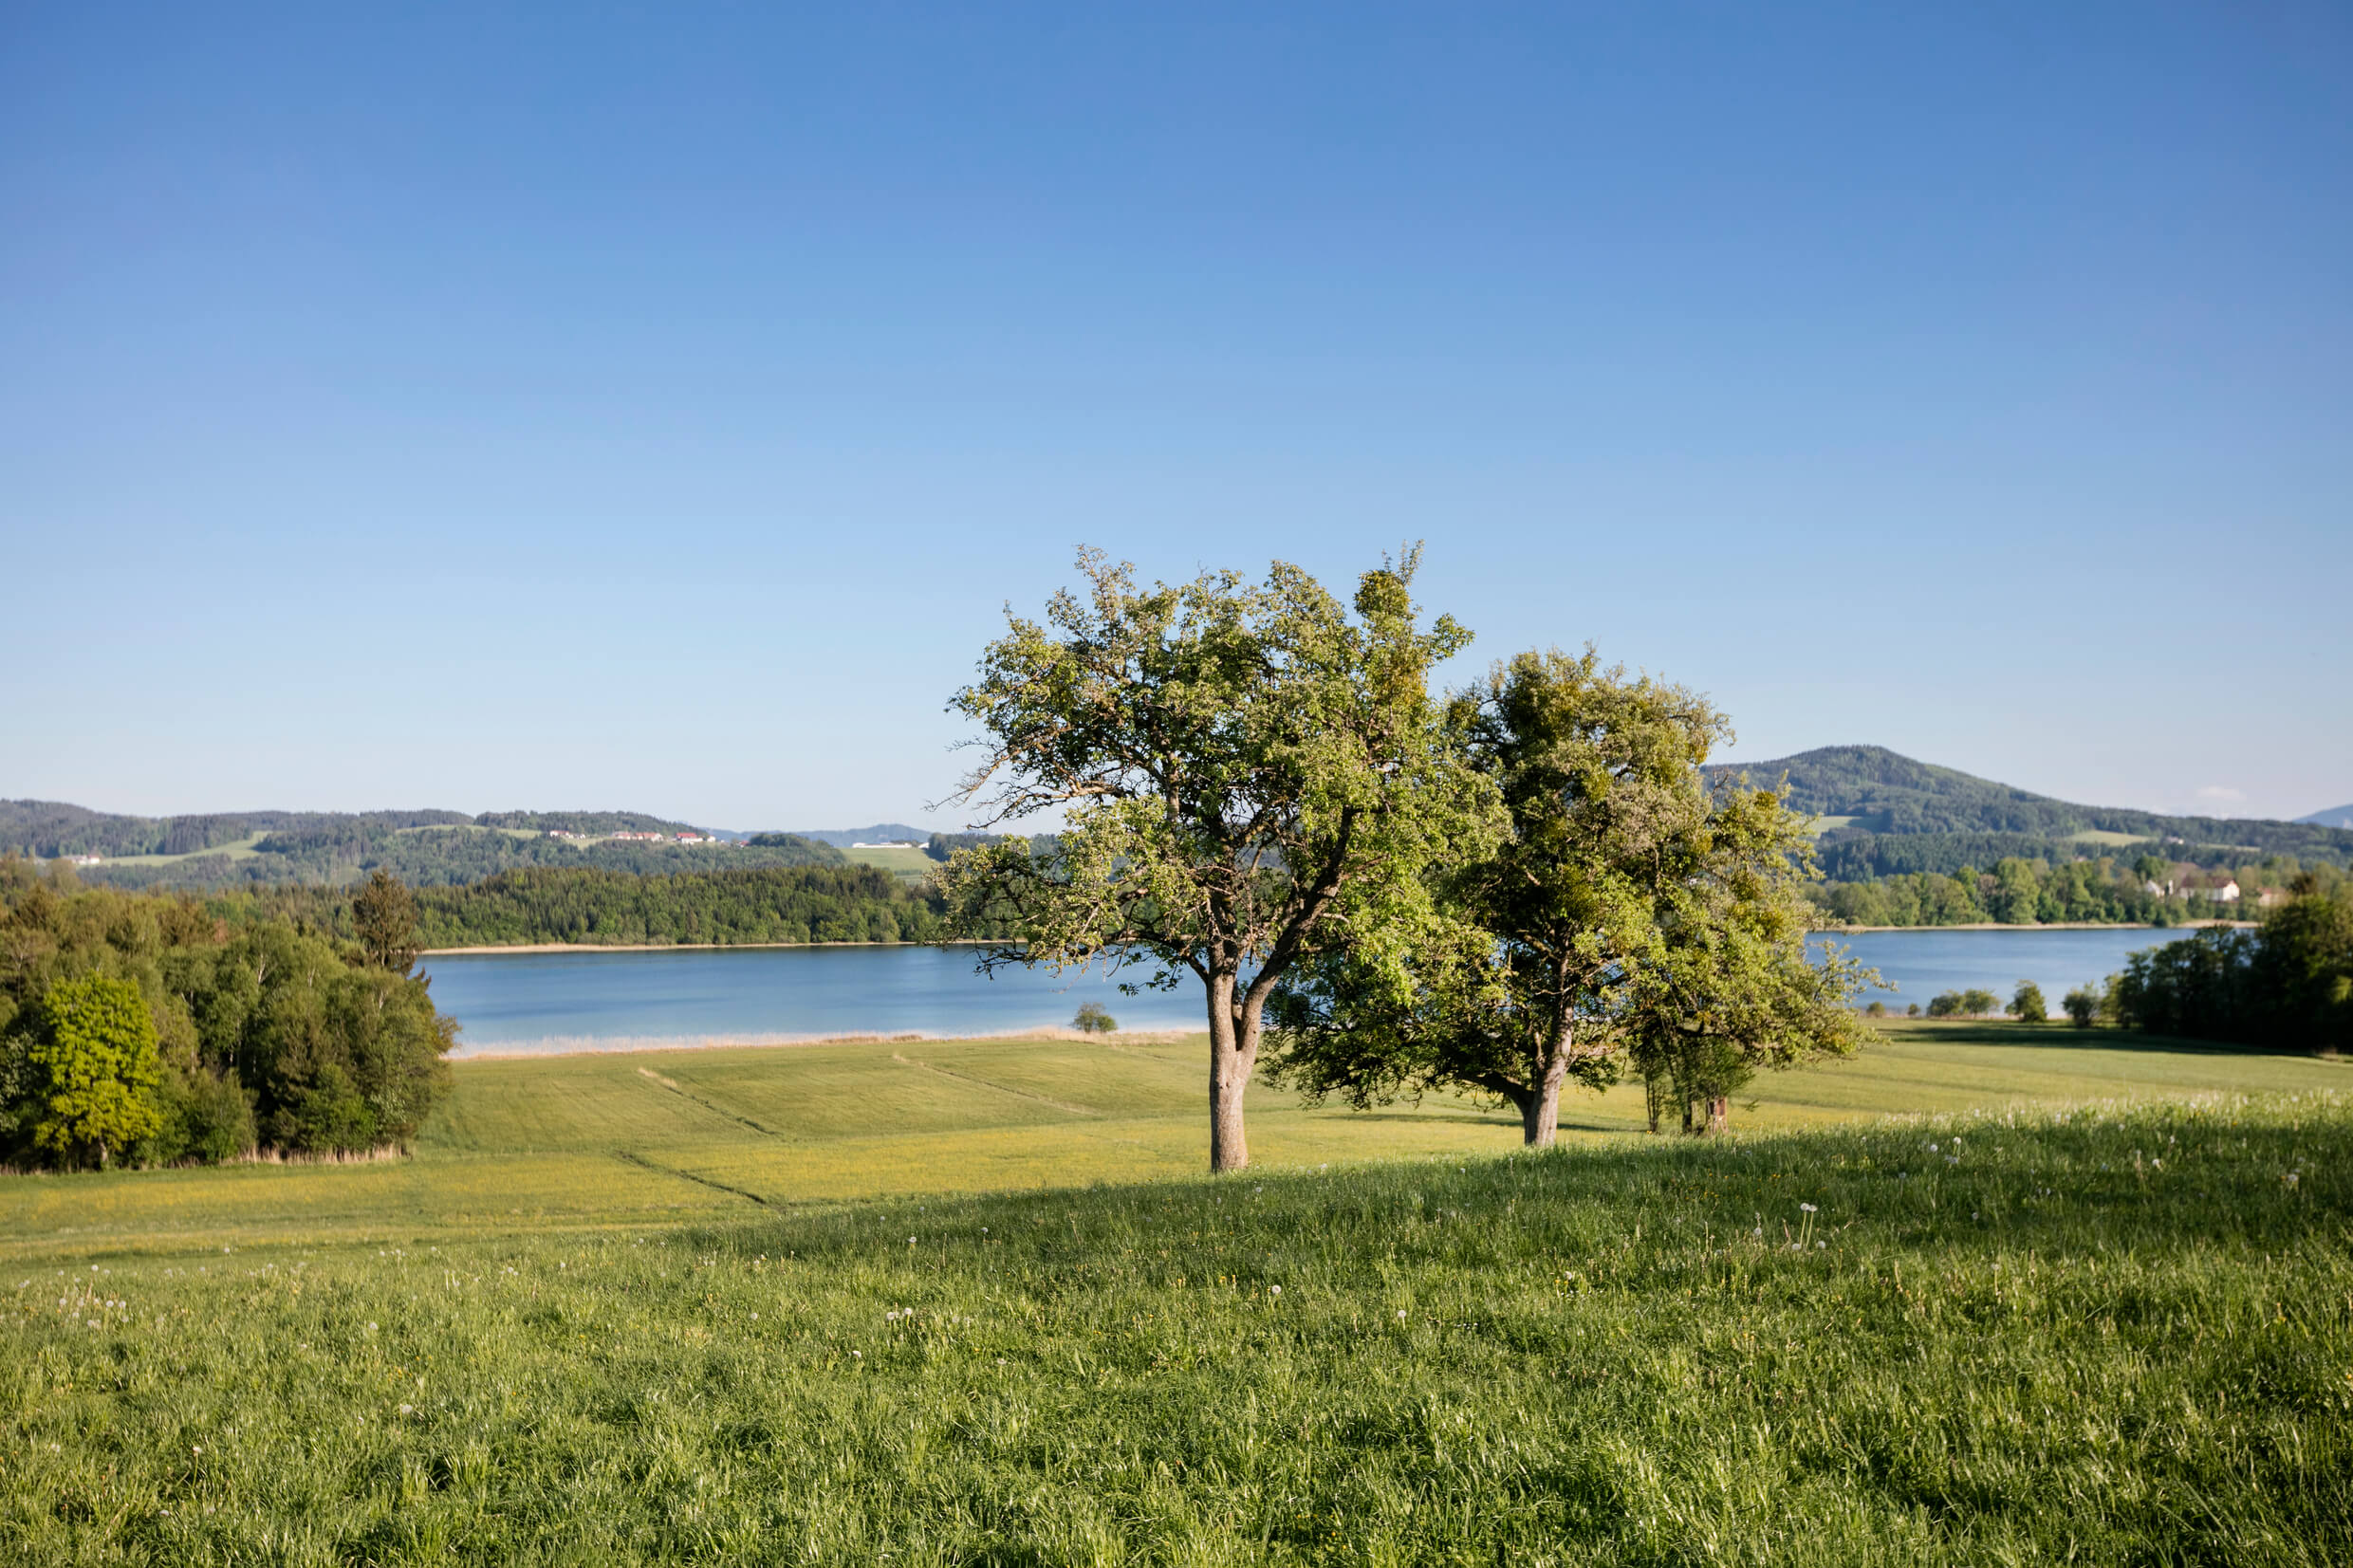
[1523,1033,1571,1148]
[1706,1095,1729,1134]
[1680,1097,1695,1134]
[1206,967,1254,1172]
[1643,1074,1664,1134]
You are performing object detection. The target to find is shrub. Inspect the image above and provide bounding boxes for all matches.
[2062,983,2101,1029]
[1072,1002,1118,1035]
[1926,988,1999,1018]
[2008,981,2048,1023]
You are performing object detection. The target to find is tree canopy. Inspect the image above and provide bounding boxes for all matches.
[936,547,1501,1171]
[1269,649,1865,1144]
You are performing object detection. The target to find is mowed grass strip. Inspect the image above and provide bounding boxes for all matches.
[2,1096,2345,1564]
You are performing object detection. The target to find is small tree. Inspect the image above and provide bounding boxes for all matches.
[353,869,420,975]
[20,976,163,1168]
[2009,981,2048,1023]
[936,549,1501,1172]
[2062,983,2101,1028]
[1072,1003,1118,1035]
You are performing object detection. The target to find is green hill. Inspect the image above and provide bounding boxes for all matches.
[0,800,843,890]
[1706,746,2353,874]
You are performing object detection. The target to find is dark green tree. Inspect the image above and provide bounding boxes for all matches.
[2009,981,2048,1022]
[352,869,420,974]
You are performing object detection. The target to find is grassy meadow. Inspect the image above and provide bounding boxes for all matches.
[2,1024,2348,1562]
[838,844,944,879]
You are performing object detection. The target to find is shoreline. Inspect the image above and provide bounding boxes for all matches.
[422,924,2254,956]
[1820,920,2255,934]
[452,1024,1204,1061]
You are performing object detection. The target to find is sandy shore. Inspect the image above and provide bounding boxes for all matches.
[426,925,2252,955]
[452,1024,1203,1061]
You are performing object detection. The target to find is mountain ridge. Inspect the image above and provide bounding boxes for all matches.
[1702,746,2353,872]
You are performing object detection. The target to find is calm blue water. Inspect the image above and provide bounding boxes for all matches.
[420,945,1207,1056]
[422,927,2194,1056]
[1820,927,2182,1009]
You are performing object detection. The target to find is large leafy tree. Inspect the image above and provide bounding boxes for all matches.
[15,975,163,1168]
[1621,781,1873,1134]
[1268,649,1869,1144]
[936,548,1501,1171]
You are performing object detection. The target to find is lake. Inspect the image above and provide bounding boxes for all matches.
[420,926,2196,1057]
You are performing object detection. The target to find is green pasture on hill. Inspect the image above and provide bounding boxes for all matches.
[1,1023,2346,1259]
[2,1026,2349,1563]
[838,844,940,877]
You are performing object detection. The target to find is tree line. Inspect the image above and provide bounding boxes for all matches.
[1806,853,2324,928]
[350,864,994,949]
[84,825,843,893]
[932,549,1871,1171]
[2066,878,2353,1051]
[0,864,454,1171]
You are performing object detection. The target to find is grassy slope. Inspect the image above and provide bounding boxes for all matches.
[0,1101,2344,1562]
[3,1024,2345,1260]
[839,844,939,877]
[80,832,269,868]
[2,1028,2348,1563]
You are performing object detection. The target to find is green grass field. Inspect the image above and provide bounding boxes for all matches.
[83,832,270,869]
[3,1026,2348,1562]
[840,844,940,878]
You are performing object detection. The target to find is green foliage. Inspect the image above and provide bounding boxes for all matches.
[385,864,980,948]
[4,976,163,1167]
[2,1098,2346,1561]
[1270,648,1866,1144]
[0,864,454,1168]
[1926,988,2001,1018]
[351,868,419,973]
[2112,886,2353,1050]
[2062,983,2102,1028]
[1071,1002,1118,1034]
[2009,981,2048,1023]
[937,548,1502,1171]
[153,1061,255,1163]
[924,831,1003,863]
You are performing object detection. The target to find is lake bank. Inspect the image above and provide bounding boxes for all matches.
[421,921,2254,956]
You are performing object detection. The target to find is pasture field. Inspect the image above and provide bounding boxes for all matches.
[82,832,269,869]
[838,844,941,878]
[1,1027,2347,1563]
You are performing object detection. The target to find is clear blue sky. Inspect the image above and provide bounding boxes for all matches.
[6,3,2347,829]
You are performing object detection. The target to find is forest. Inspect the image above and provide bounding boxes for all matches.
[0,862,454,1171]
[1807,853,2344,928]
[255,863,997,949]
